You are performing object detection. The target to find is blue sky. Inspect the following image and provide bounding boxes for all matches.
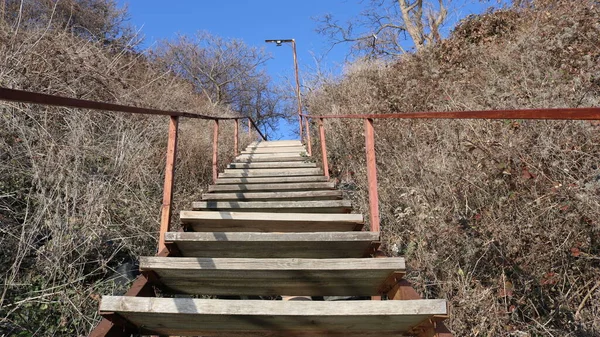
[118,0,497,139]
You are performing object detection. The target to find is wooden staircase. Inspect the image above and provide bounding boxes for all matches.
[98,140,450,336]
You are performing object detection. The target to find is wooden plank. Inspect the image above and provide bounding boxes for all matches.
[201,190,342,202]
[180,211,364,232]
[219,169,322,178]
[100,297,447,336]
[165,232,379,258]
[241,146,308,154]
[191,200,352,213]
[139,257,404,296]
[208,181,335,192]
[247,141,302,147]
[216,176,329,184]
[235,156,309,163]
[228,162,317,169]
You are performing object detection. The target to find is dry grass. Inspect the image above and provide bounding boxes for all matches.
[0,25,253,335]
[307,1,600,336]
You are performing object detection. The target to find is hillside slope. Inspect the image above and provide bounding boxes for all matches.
[306,1,600,335]
[0,24,246,336]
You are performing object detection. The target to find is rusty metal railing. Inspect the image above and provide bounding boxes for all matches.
[302,107,600,233]
[0,87,267,253]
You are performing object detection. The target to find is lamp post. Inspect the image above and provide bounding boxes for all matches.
[265,39,304,142]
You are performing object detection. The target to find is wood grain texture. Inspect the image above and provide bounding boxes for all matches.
[180,211,364,232]
[228,162,317,169]
[215,176,329,184]
[191,200,352,213]
[140,257,404,296]
[235,156,310,163]
[219,168,322,178]
[208,181,335,192]
[164,232,379,258]
[201,190,343,201]
[100,297,447,336]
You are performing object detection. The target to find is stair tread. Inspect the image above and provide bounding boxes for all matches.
[228,162,317,169]
[241,147,306,153]
[191,200,352,213]
[180,211,364,232]
[235,156,310,162]
[140,257,405,296]
[219,168,322,178]
[202,191,342,201]
[165,231,378,258]
[100,297,447,336]
[208,181,335,192]
[216,176,328,184]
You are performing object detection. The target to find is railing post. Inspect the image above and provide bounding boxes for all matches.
[247,118,251,139]
[318,118,329,179]
[158,116,179,253]
[234,118,239,157]
[364,118,380,232]
[305,116,312,156]
[212,119,219,184]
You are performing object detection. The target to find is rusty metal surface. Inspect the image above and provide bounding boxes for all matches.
[234,118,239,157]
[305,115,312,156]
[318,118,329,179]
[364,118,380,233]
[212,120,219,184]
[291,39,304,139]
[301,107,600,120]
[0,87,267,140]
[158,116,179,253]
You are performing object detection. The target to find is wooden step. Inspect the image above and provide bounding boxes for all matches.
[216,176,328,185]
[208,181,335,193]
[242,146,306,154]
[165,232,379,258]
[202,190,343,202]
[220,168,322,178]
[139,257,404,296]
[191,200,352,213]
[180,211,364,232]
[235,156,309,163]
[248,140,302,147]
[227,162,316,169]
[100,297,447,336]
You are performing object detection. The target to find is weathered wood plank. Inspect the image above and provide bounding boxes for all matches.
[219,168,322,178]
[165,232,379,258]
[215,176,329,184]
[228,162,317,169]
[100,297,447,336]
[241,147,306,153]
[235,156,309,163]
[180,211,364,232]
[140,257,404,296]
[191,200,352,213]
[247,140,302,148]
[202,190,343,202]
[208,182,335,192]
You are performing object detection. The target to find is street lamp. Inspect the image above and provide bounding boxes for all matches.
[265,39,307,146]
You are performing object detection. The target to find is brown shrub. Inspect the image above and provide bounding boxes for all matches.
[307,1,600,335]
[0,26,252,335]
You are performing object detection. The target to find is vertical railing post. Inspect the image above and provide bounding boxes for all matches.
[158,116,179,253]
[247,118,252,139]
[234,118,239,157]
[305,116,312,156]
[364,118,380,232]
[212,119,219,184]
[318,118,329,179]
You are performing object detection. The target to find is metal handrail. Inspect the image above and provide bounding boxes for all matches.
[0,86,268,253]
[302,106,600,233]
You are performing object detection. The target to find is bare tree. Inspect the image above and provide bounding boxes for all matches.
[3,0,133,46]
[152,31,290,137]
[316,0,449,58]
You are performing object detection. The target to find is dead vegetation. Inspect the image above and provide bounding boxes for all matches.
[307,1,600,335]
[0,9,252,337]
